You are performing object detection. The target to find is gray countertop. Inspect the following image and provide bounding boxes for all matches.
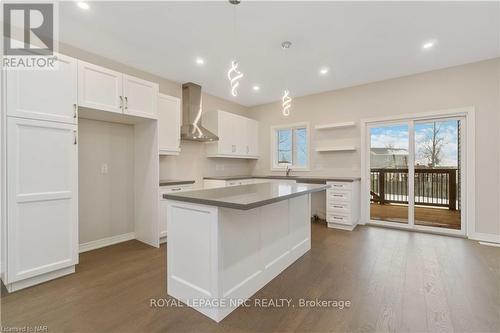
[163,182,329,210]
[203,175,360,183]
[159,179,196,186]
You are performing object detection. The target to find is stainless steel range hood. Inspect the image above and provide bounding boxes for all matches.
[180,82,219,142]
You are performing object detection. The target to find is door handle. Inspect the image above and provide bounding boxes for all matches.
[73,103,77,118]
[119,96,124,109]
[73,130,77,145]
[124,96,128,110]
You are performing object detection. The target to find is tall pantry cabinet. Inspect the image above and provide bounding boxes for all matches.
[2,54,79,292]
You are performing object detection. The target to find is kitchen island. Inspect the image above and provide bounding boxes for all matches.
[163,182,329,322]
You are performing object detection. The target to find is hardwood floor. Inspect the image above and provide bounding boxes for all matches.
[2,223,499,333]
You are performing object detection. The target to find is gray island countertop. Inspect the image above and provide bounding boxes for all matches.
[163,182,329,210]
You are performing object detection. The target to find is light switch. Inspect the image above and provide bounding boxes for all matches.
[101,163,108,174]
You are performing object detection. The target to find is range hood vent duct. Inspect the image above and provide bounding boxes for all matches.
[180,82,219,142]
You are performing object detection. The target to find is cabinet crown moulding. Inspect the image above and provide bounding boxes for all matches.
[314,121,356,130]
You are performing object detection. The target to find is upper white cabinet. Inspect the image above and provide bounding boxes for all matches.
[6,118,78,289]
[203,110,259,159]
[123,75,159,119]
[246,118,259,156]
[158,94,181,155]
[78,60,158,118]
[6,54,78,124]
[78,60,123,114]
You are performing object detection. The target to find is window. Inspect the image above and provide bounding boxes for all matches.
[272,123,309,170]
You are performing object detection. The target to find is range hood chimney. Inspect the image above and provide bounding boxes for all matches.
[180,82,219,142]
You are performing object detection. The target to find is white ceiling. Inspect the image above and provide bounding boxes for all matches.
[59,1,500,107]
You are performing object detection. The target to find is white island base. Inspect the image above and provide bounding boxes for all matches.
[166,194,311,322]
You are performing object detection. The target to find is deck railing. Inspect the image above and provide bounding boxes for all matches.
[370,168,458,210]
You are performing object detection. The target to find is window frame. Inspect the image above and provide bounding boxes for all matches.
[270,122,310,171]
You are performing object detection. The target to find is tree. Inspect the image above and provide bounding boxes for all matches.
[420,122,444,167]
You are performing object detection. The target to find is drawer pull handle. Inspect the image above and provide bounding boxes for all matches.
[333,205,343,208]
[171,188,182,191]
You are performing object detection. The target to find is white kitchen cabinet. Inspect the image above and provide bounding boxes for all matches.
[5,118,78,291]
[6,54,78,124]
[78,60,123,114]
[123,75,159,119]
[158,94,181,155]
[78,61,158,118]
[159,184,195,242]
[203,110,259,159]
[246,119,259,157]
[203,178,275,189]
[326,180,360,231]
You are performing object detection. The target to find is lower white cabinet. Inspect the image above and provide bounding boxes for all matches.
[4,117,78,291]
[159,184,195,242]
[202,178,287,189]
[326,180,360,231]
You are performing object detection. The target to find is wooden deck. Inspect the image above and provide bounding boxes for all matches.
[370,203,461,229]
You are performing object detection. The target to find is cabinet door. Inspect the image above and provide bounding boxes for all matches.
[158,94,181,154]
[235,115,248,155]
[78,60,123,113]
[218,111,235,155]
[7,118,78,283]
[123,74,159,119]
[6,54,77,124]
[247,119,259,156]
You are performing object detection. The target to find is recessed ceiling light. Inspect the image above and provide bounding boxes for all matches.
[252,85,260,92]
[77,2,90,10]
[319,67,329,75]
[422,40,436,50]
[195,57,205,65]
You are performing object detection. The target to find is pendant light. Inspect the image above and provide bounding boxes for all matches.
[227,0,243,97]
[281,41,292,116]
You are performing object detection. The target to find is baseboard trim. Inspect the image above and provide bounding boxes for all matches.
[4,266,75,293]
[479,241,500,247]
[79,232,136,253]
[469,232,500,244]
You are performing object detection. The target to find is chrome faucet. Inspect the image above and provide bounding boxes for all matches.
[285,165,292,177]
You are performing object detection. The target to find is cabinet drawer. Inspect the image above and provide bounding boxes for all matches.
[327,181,352,191]
[327,191,351,203]
[327,214,352,225]
[160,185,195,198]
[327,201,351,214]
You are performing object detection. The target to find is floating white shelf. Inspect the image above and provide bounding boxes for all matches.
[315,146,357,152]
[315,121,356,130]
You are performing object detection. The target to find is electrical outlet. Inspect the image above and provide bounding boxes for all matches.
[101,163,108,174]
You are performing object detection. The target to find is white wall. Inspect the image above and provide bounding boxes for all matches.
[78,119,135,243]
[249,58,500,237]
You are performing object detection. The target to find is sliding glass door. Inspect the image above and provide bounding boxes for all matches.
[414,119,462,230]
[369,124,409,224]
[367,117,465,234]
